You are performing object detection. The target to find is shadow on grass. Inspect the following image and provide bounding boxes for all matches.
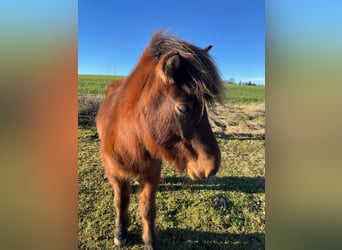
[214,131,265,141]
[158,176,265,193]
[122,229,264,250]
[159,229,264,250]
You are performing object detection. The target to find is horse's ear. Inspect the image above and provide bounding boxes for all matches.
[203,45,212,53]
[162,52,181,83]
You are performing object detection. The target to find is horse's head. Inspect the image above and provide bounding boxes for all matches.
[138,32,224,180]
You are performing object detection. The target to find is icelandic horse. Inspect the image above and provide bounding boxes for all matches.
[96,31,223,249]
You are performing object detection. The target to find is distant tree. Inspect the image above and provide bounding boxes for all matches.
[228,78,235,84]
[240,81,256,86]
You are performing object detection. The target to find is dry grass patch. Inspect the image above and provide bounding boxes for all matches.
[208,103,265,139]
[78,95,104,126]
[78,96,265,138]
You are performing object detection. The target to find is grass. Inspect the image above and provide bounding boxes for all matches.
[78,75,125,96]
[78,129,265,249]
[224,84,265,104]
[78,75,265,249]
[78,74,265,104]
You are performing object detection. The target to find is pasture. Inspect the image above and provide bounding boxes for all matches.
[78,75,265,249]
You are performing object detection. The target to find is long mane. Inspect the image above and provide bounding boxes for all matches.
[148,31,224,104]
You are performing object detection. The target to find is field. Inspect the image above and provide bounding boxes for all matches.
[78,75,265,103]
[78,75,265,249]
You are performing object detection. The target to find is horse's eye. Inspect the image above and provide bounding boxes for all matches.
[176,104,189,114]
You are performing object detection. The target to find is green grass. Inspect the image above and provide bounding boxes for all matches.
[78,75,125,96]
[78,74,265,104]
[78,128,265,249]
[78,74,265,249]
[224,84,265,104]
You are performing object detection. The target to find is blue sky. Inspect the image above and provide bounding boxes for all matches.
[78,0,265,85]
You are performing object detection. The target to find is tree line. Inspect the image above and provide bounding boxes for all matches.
[224,78,258,86]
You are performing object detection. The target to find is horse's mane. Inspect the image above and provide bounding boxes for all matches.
[147,31,224,104]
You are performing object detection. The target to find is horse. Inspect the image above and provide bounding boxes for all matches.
[96,31,224,250]
[105,78,125,97]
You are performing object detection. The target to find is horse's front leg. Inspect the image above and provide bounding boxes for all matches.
[108,177,130,246]
[139,178,160,250]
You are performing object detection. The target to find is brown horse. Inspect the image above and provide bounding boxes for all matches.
[105,78,125,97]
[96,31,223,249]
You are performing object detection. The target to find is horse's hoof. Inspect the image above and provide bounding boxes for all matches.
[114,237,127,246]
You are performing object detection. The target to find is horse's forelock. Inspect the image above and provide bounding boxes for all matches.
[148,31,224,104]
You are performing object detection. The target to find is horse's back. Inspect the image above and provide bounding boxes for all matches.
[97,79,126,141]
[105,78,126,96]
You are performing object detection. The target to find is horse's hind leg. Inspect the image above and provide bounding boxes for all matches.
[108,177,130,246]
